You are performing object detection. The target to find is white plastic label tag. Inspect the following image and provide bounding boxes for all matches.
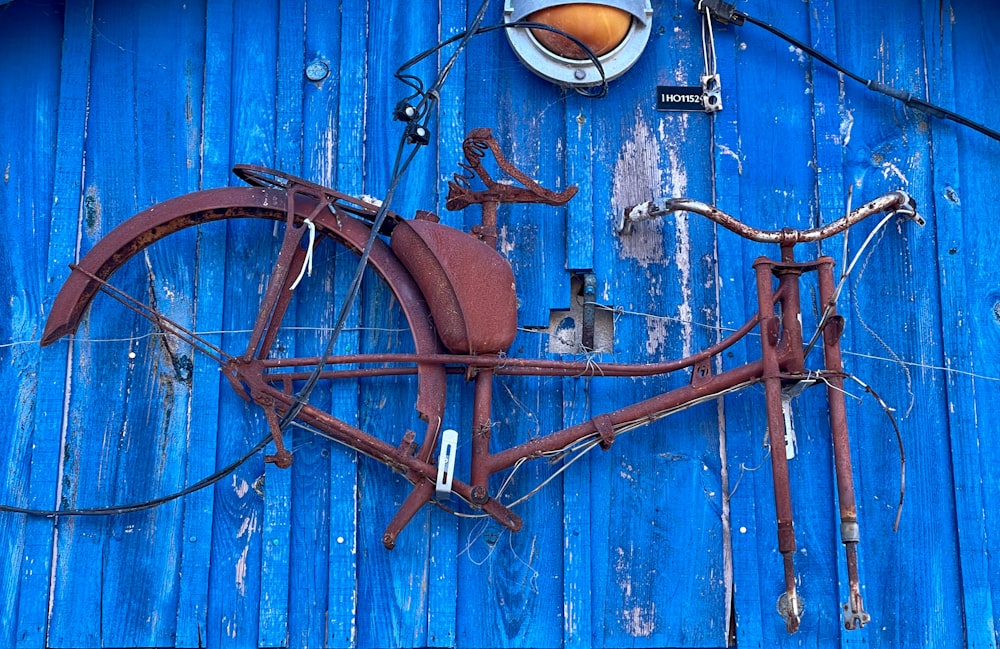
[781,392,797,460]
[435,429,459,501]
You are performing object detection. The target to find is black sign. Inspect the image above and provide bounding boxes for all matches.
[656,85,706,111]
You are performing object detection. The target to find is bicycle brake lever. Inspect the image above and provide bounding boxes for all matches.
[894,191,925,226]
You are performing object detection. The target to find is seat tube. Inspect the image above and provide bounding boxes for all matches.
[817,260,870,629]
[753,257,802,632]
[469,368,495,506]
[244,194,308,360]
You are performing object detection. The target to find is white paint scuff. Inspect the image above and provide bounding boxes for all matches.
[613,110,695,357]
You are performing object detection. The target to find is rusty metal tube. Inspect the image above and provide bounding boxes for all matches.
[470,369,495,503]
[754,257,801,633]
[817,260,870,629]
[484,359,764,473]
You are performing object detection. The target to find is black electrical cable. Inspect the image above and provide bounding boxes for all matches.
[0,434,273,517]
[696,0,1000,142]
[278,0,499,432]
[393,20,609,107]
[4,3,608,520]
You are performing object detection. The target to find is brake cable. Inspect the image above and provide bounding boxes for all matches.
[696,0,1000,142]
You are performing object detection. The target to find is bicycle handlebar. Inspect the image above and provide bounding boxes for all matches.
[618,190,923,243]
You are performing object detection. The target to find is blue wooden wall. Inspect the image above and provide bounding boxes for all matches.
[1,0,998,647]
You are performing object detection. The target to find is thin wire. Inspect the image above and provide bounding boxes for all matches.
[434,380,757,520]
[288,217,316,291]
[394,21,609,103]
[844,373,906,532]
[802,210,898,357]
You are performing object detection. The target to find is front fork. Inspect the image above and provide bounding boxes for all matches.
[817,260,871,631]
[754,255,868,632]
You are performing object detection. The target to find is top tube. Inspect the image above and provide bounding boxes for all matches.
[618,190,923,243]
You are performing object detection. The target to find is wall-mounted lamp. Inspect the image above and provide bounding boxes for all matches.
[505,0,653,88]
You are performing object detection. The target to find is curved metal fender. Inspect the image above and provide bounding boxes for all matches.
[41,185,447,418]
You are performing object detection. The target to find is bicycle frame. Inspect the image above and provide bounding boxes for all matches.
[41,129,922,633]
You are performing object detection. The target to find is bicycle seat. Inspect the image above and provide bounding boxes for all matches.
[391,216,518,355]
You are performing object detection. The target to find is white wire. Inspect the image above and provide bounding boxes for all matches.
[701,5,717,77]
[288,218,316,291]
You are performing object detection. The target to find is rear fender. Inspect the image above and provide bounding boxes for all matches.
[41,185,446,419]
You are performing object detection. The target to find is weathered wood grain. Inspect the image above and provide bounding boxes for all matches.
[932,2,1000,647]
[2,0,999,647]
[0,3,67,648]
[200,3,280,647]
[173,1,227,644]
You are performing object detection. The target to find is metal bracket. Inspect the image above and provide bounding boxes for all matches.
[581,273,597,351]
[701,74,722,112]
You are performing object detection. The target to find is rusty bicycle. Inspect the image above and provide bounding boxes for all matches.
[40,128,922,633]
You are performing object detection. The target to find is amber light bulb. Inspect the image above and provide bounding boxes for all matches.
[528,3,632,60]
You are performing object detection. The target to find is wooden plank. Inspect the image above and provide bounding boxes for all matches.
[558,96,595,649]
[803,4,871,648]
[554,90,596,649]
[929,1,1000,646]
[582,8,728,645]
[561,374,593,649]
[0,3,66,648]
[710,1,841,645]
[20,0,95,640]
[257,1,305,645]
[34,1,106,646]
[174,1,230,645]
[826,1,965,646]
[564,93,594,272]
[354,1,437,646]
[202,2,280,646]
[322,1,365,647]
[426,1,466,646]
[274,3,342,648]
[709,13,765,649]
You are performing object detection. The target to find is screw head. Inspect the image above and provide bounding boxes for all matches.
[305,60,330,82]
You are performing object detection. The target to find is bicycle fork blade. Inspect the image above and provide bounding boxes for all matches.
[755,260,804,634]
[776,581,804,634]
[818,261,871,631]
[842,542,870,630]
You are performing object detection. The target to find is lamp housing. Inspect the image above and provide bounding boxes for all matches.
[504,0,654,88]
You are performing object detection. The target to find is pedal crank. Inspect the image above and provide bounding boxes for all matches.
[263,404,294,469]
